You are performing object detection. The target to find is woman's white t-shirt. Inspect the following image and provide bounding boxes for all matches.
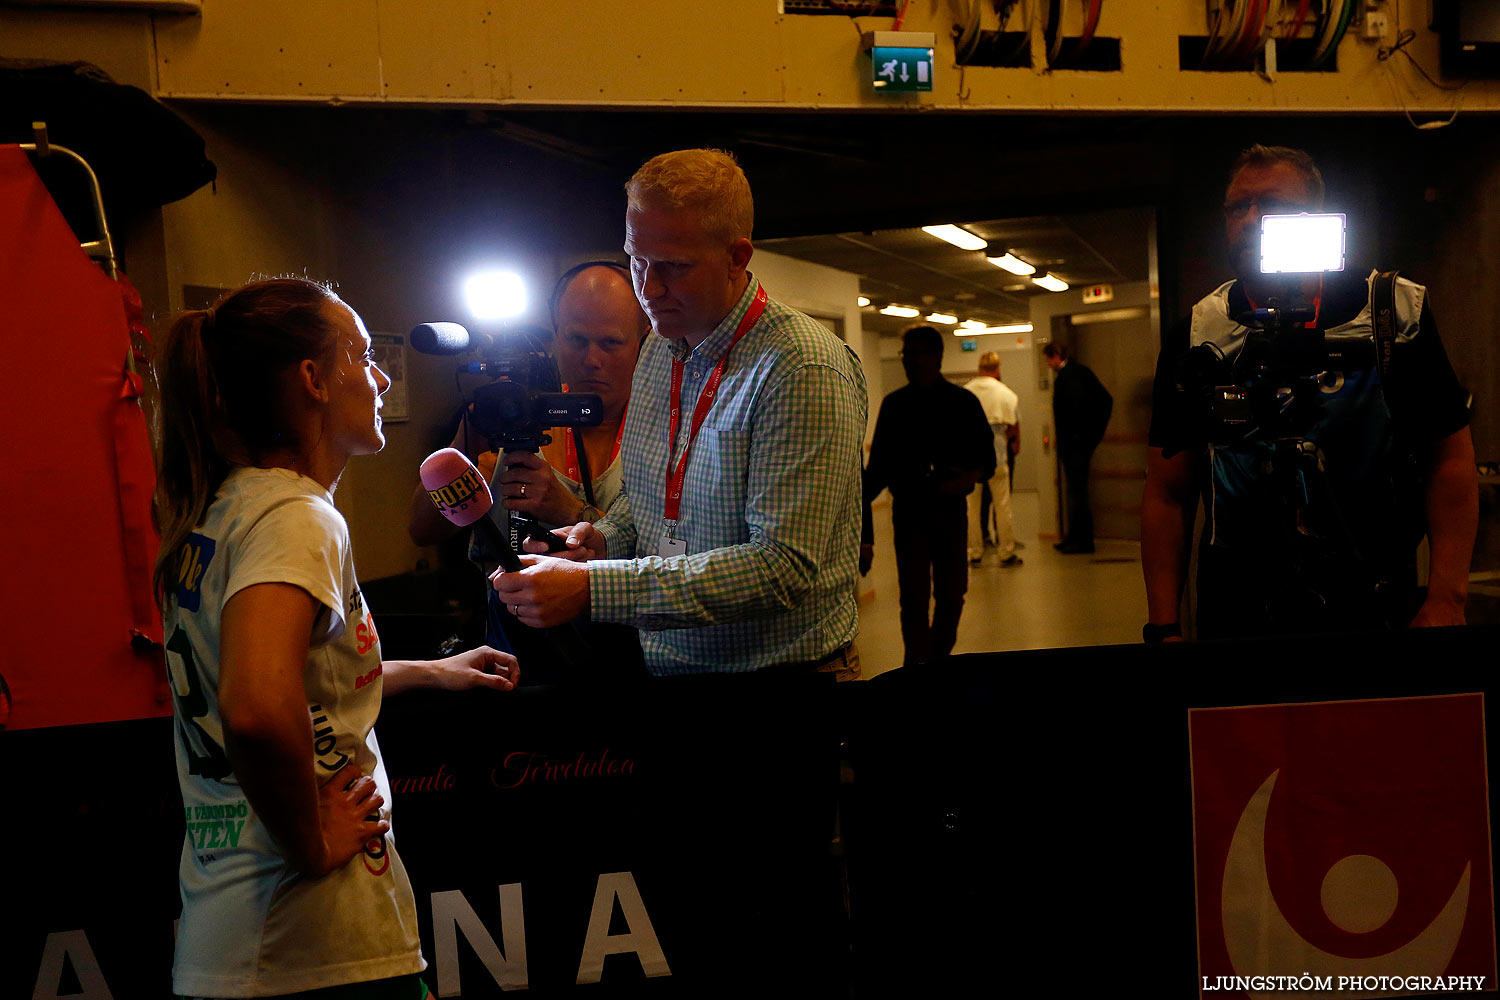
[163,466,424,997]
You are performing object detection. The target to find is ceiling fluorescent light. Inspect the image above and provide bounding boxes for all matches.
[858,296,871,307]
[955,323,1034,336]
[921,224,987,251]
[986,252,1036,276]
[879,304,921,318]
[924,312,958,324]
[958,319,988,330]
[1032,274,1069,292]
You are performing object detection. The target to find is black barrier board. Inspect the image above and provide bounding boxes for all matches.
[1,714,184,998]
[20,628,1496,998]
[988,625,1500,999]
[377,671,846,996]
[2,671,849,998]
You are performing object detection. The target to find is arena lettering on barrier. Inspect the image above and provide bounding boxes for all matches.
[31,930,112,1000]
[391,763,458,795]
[494,749,636,789]
[431,872,669,994]
[28,873,670,999]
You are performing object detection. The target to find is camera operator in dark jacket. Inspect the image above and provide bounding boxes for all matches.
[408,263,648,680]
[1140,145,1477,642]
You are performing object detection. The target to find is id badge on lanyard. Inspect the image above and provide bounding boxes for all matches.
[659,283,767,558]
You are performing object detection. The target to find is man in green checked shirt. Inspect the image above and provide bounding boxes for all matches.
[493,148,868,675]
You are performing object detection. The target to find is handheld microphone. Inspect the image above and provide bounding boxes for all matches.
[419,448,522,572]
[410,322,495,356]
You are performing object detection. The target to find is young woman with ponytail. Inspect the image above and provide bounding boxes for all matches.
[153,278,518,999]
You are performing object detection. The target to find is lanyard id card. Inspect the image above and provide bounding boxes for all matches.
[658,528,688,559]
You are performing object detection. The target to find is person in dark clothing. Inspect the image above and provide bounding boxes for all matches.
[1045,342,1113,553]
[1140,144,1476,642]
[861,326,996,665]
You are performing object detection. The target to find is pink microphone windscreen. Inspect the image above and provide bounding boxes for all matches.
[419,448,494,528]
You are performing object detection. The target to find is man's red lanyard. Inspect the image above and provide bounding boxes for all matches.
[663,283,768,529]
[563,408,626,483]
[1244,275,1324,328]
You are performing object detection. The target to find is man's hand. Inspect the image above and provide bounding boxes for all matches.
[492,555,592,628]
[859,543,874,577]
[497,451,578,525]
[521,522,607,562]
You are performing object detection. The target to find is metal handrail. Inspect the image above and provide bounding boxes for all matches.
[18,122,119,280]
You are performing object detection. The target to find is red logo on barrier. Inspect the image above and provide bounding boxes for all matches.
[1190,694,1496,996]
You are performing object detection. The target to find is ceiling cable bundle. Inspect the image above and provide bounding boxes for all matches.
[1202,0,1266,68]
[1201,0,1352,69]
[1284,0,1314,41]
[949,0,1035,68]
[1040,0,1103,69]
[947,0,1105,70]
[950,0,985,63]
[1308,0,1355,69]
[996,0,1035,65]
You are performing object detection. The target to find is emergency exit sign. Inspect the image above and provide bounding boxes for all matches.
[863,31,935,93]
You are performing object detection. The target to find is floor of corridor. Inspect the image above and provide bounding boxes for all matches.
[854,490,1148,678]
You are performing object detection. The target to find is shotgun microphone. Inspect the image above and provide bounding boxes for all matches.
[410,322,496,356]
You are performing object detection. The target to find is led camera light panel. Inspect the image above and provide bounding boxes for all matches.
[1259,213,1347,274]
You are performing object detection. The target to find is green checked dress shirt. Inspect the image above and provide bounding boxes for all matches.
[589,275,868,674]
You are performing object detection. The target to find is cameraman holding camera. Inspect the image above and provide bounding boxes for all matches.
[1141,145,1477,642]
[408,262,648,677]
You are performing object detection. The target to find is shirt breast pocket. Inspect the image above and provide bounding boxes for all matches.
[691,429,752,533]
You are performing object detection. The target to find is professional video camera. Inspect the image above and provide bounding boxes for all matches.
[1178,212,1352,446]
[410,321,602,451]
[411,321,602,552]
[1174,212,1410,629]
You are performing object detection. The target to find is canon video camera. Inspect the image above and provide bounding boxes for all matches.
[409,321,602,452]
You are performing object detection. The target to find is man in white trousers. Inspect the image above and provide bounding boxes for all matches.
[965,351,1021,567]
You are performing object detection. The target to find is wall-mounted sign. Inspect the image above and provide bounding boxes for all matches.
[862,32,935,93]
[1082,284,1114,304]
[371,333,409,422]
